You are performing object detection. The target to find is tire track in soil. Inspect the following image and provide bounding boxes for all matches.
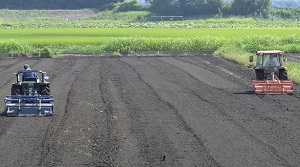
[40,58,117,166]
[156,55,298,139]
[107,58,182,167]
[0,55,299,166]
[118,57,220,167]
[152,56,300,166]
[96,58,146,167]
[38,58,92,166]
[3,59,87,165]
[31,58,78,165]
[93,74,118,166]
[175,56,251,88]
[0,59,41,139]
[144,55,291,166]
[1,59,60,166]
[186,89,292,166]
[176,55,300,123]
[37,82,74,167]
[122,56,271,166]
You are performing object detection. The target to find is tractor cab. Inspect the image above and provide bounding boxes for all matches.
[250,50,287,80]
[253,50,285,68]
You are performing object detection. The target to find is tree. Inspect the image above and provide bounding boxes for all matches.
[205,0,226,14]
[146,0,225,16]
[147,0,182,15]
[231,0,271,17]
[115,0,145,12]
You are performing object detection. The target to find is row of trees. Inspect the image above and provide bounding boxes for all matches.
[0,0,298,18]
[146,0,272,17]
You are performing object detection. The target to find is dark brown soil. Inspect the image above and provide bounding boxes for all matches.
[0,52,299,167]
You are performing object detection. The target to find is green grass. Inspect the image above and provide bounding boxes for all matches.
[2,17,300,29]
[1,28,300,42]
[0,28,300,53]
[214,46,254,68]
[1,28,300,54]
[285,62,300,84]
[1,27,300,84]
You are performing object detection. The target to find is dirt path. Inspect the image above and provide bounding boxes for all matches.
[0,53,299,166]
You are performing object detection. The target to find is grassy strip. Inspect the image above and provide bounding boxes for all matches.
[214,46,300,84]
[103,37,223,52]
[1,28,300,39]
[285,62,300,84]
[214,46,254,68]
[2,18,300,28]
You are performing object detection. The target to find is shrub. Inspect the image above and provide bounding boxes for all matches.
[114,0,144,12]
[40,47,53,58]
[0,39,34,55]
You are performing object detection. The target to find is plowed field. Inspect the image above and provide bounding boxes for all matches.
[0,52,299,167]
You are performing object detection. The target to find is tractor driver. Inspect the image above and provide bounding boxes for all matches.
[22,64,39,82]
[265,55,278,67]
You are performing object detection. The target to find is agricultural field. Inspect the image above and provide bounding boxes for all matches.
[1,28,300,53]
[2,18,300,29]
[1,9,300,82]
[0,53,300,167]
[1,9,300,167]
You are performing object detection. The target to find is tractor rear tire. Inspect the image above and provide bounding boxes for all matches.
[279,70,288,80]
[40,85,50,95]
[11,86,21,95]
[255,70,264,80]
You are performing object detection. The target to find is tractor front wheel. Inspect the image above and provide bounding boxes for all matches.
[279,70,288,80]
[40,85,51,95]
[255,70,264,80]
[11,86,21,95]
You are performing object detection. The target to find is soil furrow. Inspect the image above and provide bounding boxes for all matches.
[119,57,221,166]
[0,53,299,167]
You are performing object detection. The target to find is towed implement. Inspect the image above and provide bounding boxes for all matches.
[250,50,293,95]
[4,70,54,116]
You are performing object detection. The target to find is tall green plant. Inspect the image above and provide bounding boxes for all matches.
[0,39,34,54]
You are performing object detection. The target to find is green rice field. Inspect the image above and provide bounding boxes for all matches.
[1,27,300,83]
[1,27,300,56]
[1,28,300,52]
[2,28,300,41]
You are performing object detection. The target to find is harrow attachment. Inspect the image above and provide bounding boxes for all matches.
[4,95,54,116]
[252,73,293,95]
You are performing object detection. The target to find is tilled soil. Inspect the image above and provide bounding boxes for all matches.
[0,52,299,167]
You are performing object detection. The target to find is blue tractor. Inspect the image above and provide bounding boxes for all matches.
[4,70,54,116]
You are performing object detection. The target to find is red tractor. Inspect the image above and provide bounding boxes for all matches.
[250,50,293,94]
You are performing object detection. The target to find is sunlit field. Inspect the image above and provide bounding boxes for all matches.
[1,28,300,53]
